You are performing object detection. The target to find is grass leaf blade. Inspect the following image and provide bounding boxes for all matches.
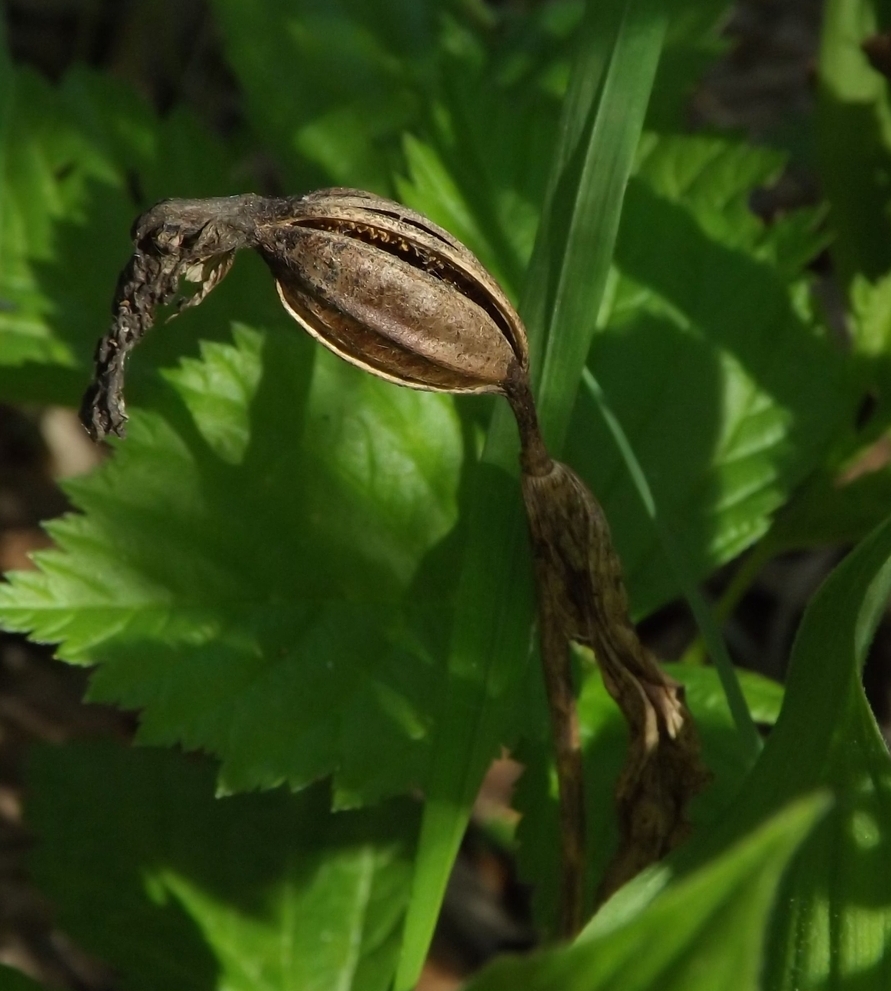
[396,1,668,986]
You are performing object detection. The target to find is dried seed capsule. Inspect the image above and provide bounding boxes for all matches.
[254,188,529,395]
[81,189,532,441]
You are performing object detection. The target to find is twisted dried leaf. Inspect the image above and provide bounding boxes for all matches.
[519,454,710,909]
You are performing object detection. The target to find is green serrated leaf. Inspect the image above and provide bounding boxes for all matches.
[566,133,853,616]
[27,741,416,991]
[0,329,462,803]
[466,794,828,991]
[160,324,265,465]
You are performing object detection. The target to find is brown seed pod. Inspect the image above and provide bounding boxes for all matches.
[254,188,529,395]
[81,189,531,441]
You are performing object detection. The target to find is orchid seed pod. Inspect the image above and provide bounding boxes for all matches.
[256,189,530,396]
[81,189,532,442]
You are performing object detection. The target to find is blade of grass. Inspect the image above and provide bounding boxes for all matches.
[523,0,667,444]
[582,368,762,760]
[680,535,775,667]
[396,1,669,986]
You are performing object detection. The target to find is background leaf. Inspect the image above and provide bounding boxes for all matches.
[765,268,891,554]
[818,0,891,290]
[589,512,891,990]
[394,3,576,297]
[0,21,280,409]
[566,133,851,616]
[0,966,49,991]
[210,0,440,193]
[26,741,417,991]
[0,328,463,806]
[465,794,828,991]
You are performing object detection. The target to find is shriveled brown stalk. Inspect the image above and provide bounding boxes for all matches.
[505,372,708,924]
[81,189,710,938]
